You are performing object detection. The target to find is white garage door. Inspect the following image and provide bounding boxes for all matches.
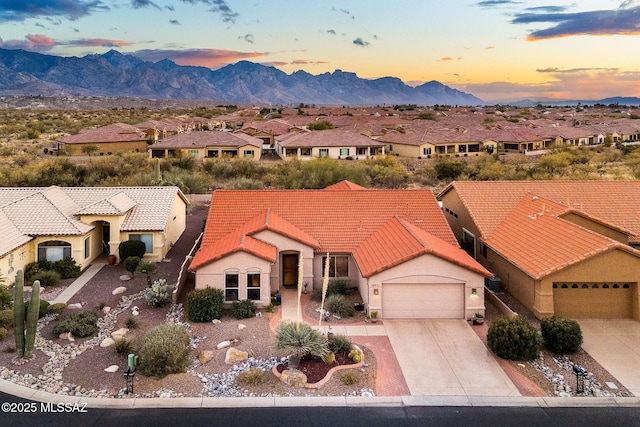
[383,283,465,319]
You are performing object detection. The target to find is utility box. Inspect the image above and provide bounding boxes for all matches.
[485,276,502,293]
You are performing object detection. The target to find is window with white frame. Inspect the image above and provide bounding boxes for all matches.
[225,271,239,301]
[244,149,254,158]
[423,147,432,155]
[340,148,349,156]
[129,234,153,253]
[322,255,349,278]
[247,271,261,300]
[38,241,71,262]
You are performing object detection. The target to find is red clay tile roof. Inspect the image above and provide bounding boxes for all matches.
[323,181,366,191]
[190,185,471,272]
[276,128,385,148]
[485,194,640,279]
[58,123,147,144]
[151,130,262,149]
[190,231,277,269]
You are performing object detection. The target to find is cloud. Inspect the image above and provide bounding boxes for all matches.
[62,38,134,47]
[131,48,264,68]
[261,61,288,67]
[439,57,454,61]
[353,37,370,47]
[169,19,180,25]
[512,5,640,40]
[484,46,496,50]
[180,0,239,23]
[239,34,254,44]
[131,0,160,9]
[290,59,328,65]
[1,33,56,51]
[476,1,522,8]
[0,0,109,22]
[326,29,336,35]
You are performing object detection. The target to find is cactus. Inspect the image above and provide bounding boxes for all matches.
[24,280,40,358]
[13,269,25,358]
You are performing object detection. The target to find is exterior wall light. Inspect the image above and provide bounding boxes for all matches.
[373,288,379,296]
[471,288,477,295]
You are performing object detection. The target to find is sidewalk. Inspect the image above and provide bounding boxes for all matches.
[49,261,106,304]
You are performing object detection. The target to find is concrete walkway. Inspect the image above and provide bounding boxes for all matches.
[49,262,106,304]
[579,319,640,397]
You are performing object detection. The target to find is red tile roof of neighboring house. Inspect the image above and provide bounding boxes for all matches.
[485,194,640,279]
[276,128,384,148]
[190,184,489,276]
[58,123,148,144]
[151,130,262,149]
[324,181,366,191]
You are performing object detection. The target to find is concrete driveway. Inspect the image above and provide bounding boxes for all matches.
[384,319,519,396]
[578,319,640,396]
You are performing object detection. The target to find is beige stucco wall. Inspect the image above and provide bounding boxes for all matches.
[311,253,360,289]
[194,251,273,307]
[163,193,188,256]
[65,141,147,156]
[0,245,31,285]
[440,189,482,254]
[561,212,630,244]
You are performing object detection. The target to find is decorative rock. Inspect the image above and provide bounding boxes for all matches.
[119,275,131,281]
[111,328,129,339]
[217,340,231,349]
[238,324,246,330]
[102,306,111,314]
[132,309,139,316]
[112,286,127,295]
[225,347,249,365]
[281,369,307,388]
[212,319,221,324]
[104,365,119,373]
[198,350,215,364]
[100,337,115,347]
[67,303,83,310]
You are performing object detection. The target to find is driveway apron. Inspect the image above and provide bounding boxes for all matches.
[384,319,520,396]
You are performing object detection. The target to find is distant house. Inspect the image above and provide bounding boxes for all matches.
[237,118,303,151]
[57,123,148,156]
[149,130,263,161]
[439,181,640,320]
[188,182,490,319]
[0,186,188,284]
[275,128,385,159]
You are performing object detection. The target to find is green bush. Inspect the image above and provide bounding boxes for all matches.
[0,286,12,310]
[340,372,357,385]
[118,240,147,261]
[487,316,540,361]
[328,333,352,353]
[51,258,81,279]
[52,310,98,338]
[114,338,134,356]
[47,302,67,316]
[274,320,329,359]
[0,309,13,328]
[541,316,583,355]
[326,294,355,318]
[236,369,266,386]
[24,262,40,282]
[187,287,224,322]
[231,300,257,319]
[0,327,6,341]
[125,316,138,329]
[139,323,190,378]
[311,279,350,302]
[25,299,50,319]
[124,256,142,275]
[33,270,62,287]
[144,279,172,308]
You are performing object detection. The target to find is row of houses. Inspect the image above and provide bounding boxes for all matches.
[56,112,640,160]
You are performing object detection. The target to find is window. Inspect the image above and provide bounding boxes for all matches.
[340,148,349,156]
[225,272,239,301]
[319,148,329,158]
[322,255,349,278]
[130,234,153,253]
[244,149,254,158]
[247,271,261,300]
[221,149,238,157]
[458,145,467,153]
[84,237,90,259]
[388,144,393,152]
[300,148,311,156]
[38,241,71,262]
[462,229,475,258]
[423,147,432,156]
[356,147,367,156]
[188,149,199,158]
[207,149,219,158]
[479,242,487,258]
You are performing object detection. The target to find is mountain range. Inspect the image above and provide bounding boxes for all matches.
[0,48,484,106]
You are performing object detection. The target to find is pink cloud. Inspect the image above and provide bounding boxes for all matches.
[66,38,134,47]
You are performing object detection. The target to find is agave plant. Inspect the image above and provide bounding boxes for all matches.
[274,320,329,362]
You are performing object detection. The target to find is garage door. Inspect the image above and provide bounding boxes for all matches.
[383,283,464,319]
[553,282,634,318]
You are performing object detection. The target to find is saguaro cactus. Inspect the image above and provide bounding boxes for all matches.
[24,280,41,358]
[13,269,25,358]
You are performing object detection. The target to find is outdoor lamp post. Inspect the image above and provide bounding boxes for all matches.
[573,364,587,394]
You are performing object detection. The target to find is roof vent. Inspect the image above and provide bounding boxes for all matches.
[532,195,538,201]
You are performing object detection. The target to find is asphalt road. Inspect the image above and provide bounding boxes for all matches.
[2,392,640,427]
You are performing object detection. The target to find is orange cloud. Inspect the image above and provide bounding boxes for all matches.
[132,48,264,68]
[26,34,55,47]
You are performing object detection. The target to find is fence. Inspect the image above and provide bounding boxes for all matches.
[172,231,203,304]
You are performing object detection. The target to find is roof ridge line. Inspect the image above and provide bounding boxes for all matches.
[394,216,428,248]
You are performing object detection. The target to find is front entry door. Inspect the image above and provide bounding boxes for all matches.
[282,254,298,287]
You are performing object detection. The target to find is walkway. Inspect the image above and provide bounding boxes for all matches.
[49,261,106,304]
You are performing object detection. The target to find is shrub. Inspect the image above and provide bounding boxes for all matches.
[326,294,355,318]
[231,299,257,319]
[139,323,190,378]
[340,372,357,385]
[125,316,138,329]
[274,320,329,359]
[0,286,12,310]
[47,302,67,316]
[311,279,350,302]
[236,369,266,386]
[0,327,6,341]
[328,333,352,353]
[24,262,40,282]
[124,256,142,275]
[33,270,62,287]
[0,309,13,328]
[118,240,147,261]
[25,299,50,319]
[487,316,540,361]
[186,287,224,322]
[145,279,172,308]
[52,310,98,338]
[114,338,134,356]
[541,316,583,355]
[51,258,81,279]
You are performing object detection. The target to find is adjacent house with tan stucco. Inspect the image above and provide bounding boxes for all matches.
[188,182,491,320]
[57,123,149,156]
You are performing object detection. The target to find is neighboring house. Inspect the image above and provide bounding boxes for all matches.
[149,131,263,161]
[237,118,302,150]
[0,186,188,284]
[57,123,149,155]
[439,181,640,320]
[275,129,385,160]
[188,182,491,319]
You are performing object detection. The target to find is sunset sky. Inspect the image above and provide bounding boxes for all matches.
[1,1,639,102]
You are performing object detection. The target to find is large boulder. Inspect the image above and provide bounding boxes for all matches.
[281,369,307,388]
[225,347,248,365]
[100,337,115,347]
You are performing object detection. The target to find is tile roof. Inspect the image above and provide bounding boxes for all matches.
[324,180,366,191]
[276,129,385,148]
[484,194,640,279]
[190,230,277,268]
[190,184,488,276]
[75,192,137,216]
[152,130,262,149]
[58,123,148,144]
[0,210,32,257]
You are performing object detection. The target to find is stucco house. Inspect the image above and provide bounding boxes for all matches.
[57,123,149,156]
[275,129,385,160]
[0,186,188,284]
[439,181,640,320]
[188,182,491,319]
[149,130,263,161]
